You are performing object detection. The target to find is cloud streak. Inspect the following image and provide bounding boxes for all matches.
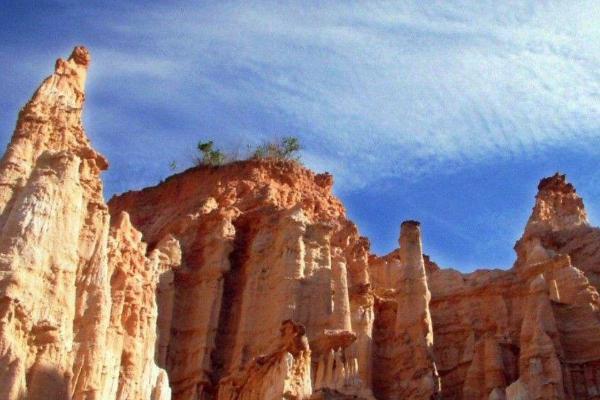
[1,1,599,269]
[1,1,599,194]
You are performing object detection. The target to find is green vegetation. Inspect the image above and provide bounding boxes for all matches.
[192,136,301,167]
[252,136,301,161]
[196,140,226,166]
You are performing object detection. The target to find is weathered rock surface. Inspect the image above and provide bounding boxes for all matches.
[217,320,312,400]
[370,221,439,400]
[0,47,177,400]
[4,48,600,400]
[417,174,600,400]
[109,157,375,400]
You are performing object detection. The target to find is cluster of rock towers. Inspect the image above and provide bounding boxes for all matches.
[2,47,600,400]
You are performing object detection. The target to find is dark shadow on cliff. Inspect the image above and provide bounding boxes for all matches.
[209,212,256,395]
[20,364,70,400]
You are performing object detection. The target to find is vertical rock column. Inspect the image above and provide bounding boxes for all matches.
[0,46,112,400]
[155,234,182,368]
[331,249,352,331]
[0,46,176,400]
[103,212,181,400]
[507,275,564,400]
[167,208,237,400]
[392,220,440,399]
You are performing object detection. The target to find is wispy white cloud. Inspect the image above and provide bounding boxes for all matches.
[90,2,599,187]
[3,1,599,193]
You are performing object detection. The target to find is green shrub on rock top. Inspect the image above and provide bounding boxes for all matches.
[252,136,301,161]
[192,136,301,168]
[196,140,225,166]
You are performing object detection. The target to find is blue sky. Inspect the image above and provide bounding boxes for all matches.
[1,1,599,271]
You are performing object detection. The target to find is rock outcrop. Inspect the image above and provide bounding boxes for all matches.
[0,47,177,400]
[4,47,600,400]
[109,157,376,400]
[217,320,312,400]
[420,174,600,400]
[515,173,600,291]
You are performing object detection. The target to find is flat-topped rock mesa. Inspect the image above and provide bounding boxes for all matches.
[3,47,600,400]
[108,155,377,400]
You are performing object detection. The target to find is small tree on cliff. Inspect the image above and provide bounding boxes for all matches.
[252,136,301,161]
[196,140,225,166]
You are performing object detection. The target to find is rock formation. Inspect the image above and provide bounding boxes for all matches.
[3,47,600,400]
[370,221,439,399]
[108,154,376,400]
[0,47,178,400]
[217,320,312,400]
[418,173,600,400]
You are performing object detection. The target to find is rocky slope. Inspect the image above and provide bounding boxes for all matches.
[3,47,600,400]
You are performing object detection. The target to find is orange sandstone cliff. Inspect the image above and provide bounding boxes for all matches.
[3,47,600,400]
[0,47,178,400]
[108,155,376,400]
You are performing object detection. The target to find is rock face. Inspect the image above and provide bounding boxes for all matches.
[4,48,600,400]
[417,173,600,400]
[108,157,375,400]
[370,221,439,399]
[0,47,177,400]
[217,320,312,400]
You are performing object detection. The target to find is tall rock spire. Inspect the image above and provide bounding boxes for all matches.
[393,221,440,399]
[0,47,175,400]
[514,173,589,273]
[525,173,587,235]
[0,45,110,400]
[506,275,564,399]
[0,46,107,230]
